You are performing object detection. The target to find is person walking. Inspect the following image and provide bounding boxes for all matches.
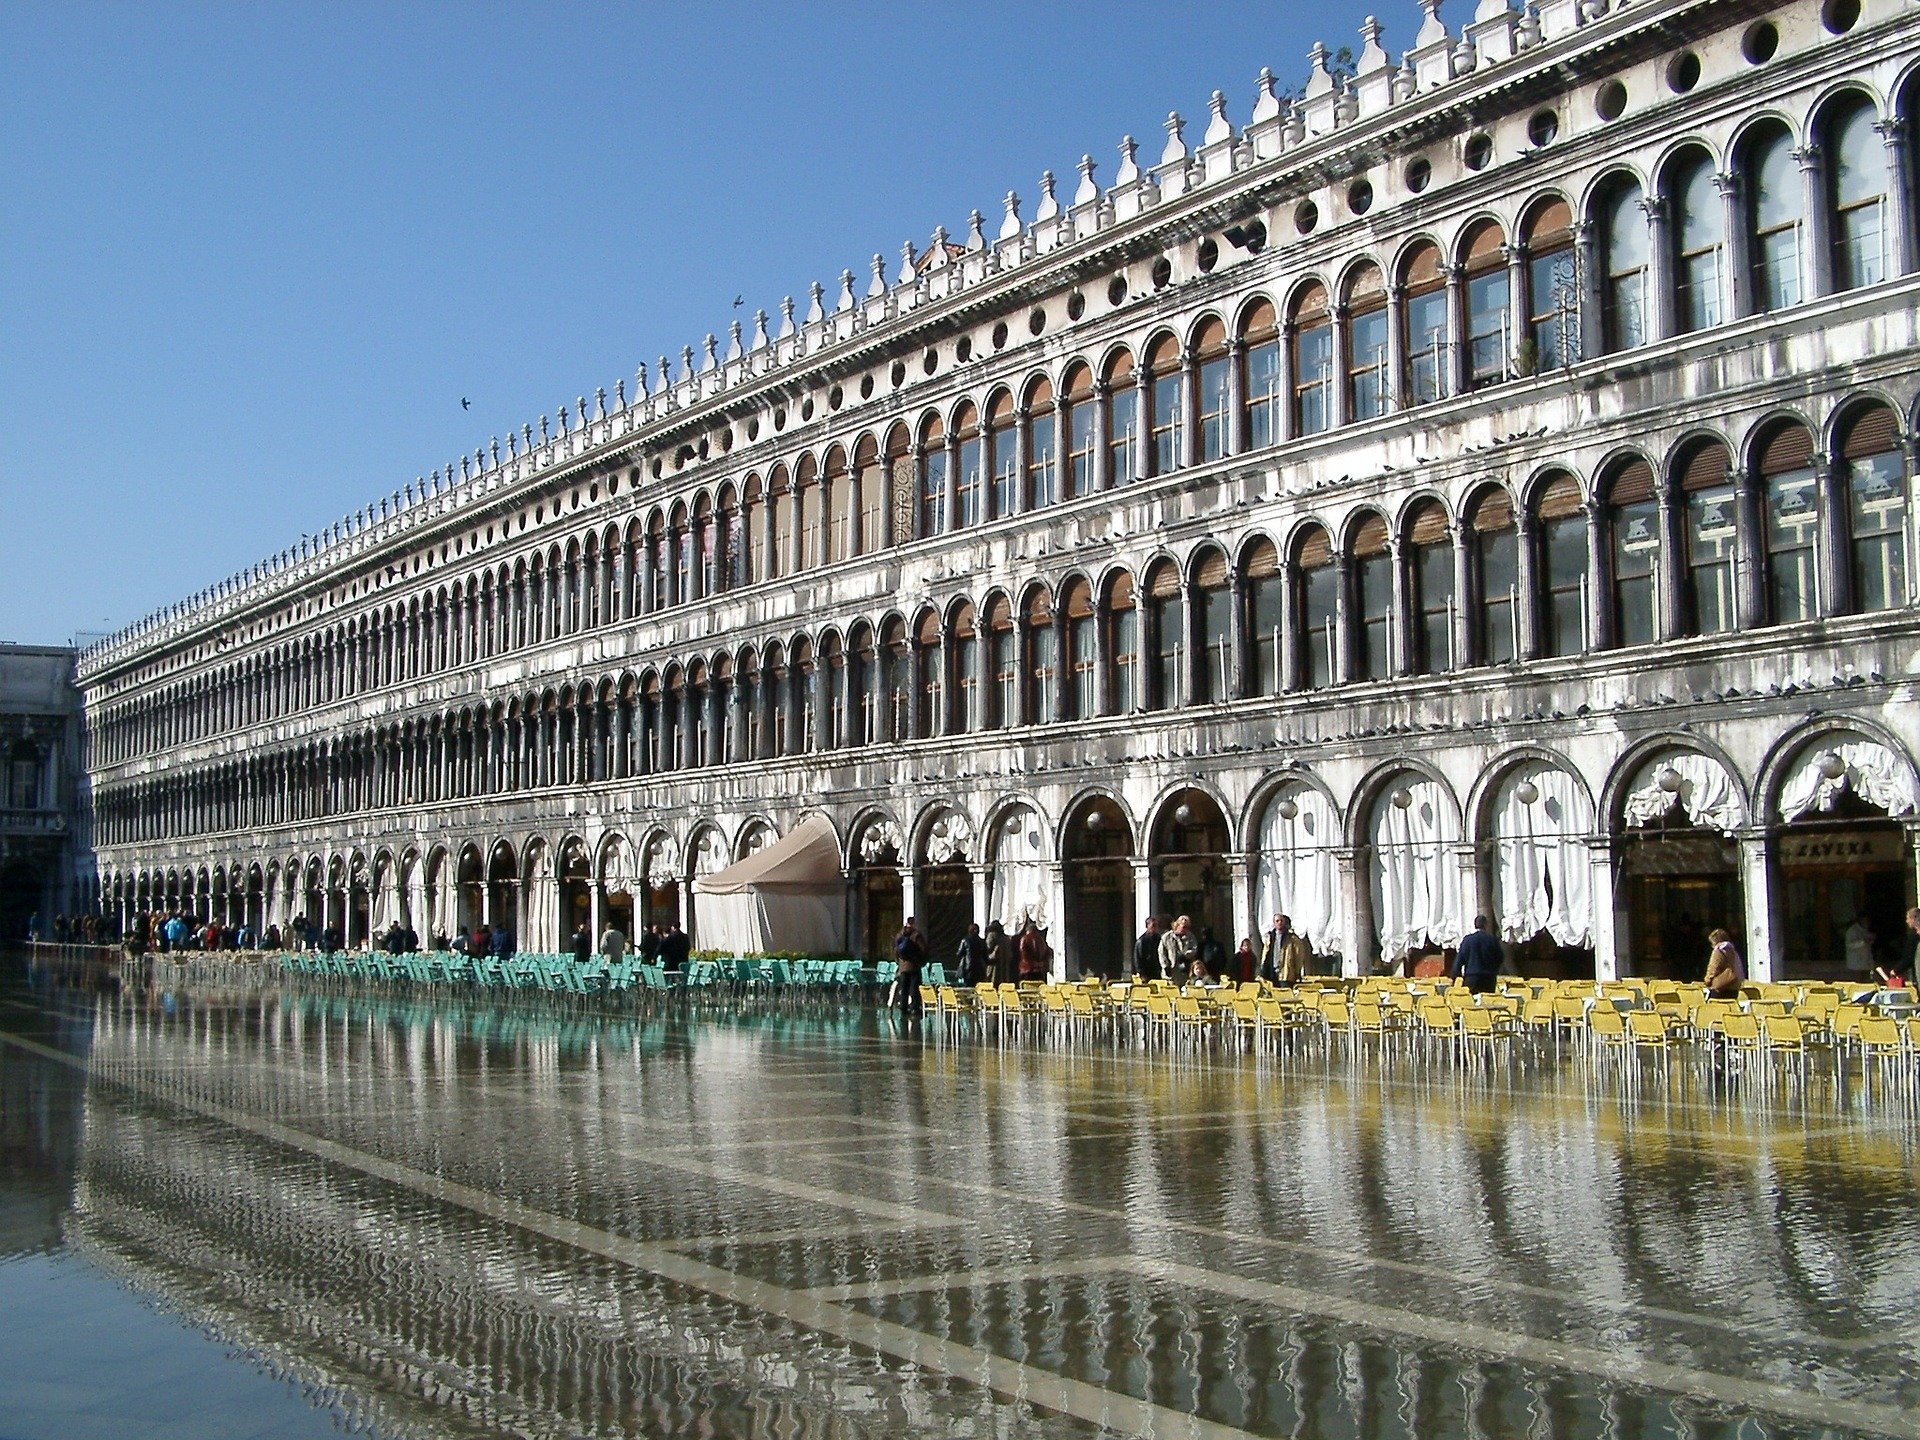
[489,921,515,962]
[1454,915,1503,995]
[955,922,988,987]
[1703,927,1744,999]
[1158,915,1198,982]
[658,920,690,972]
[983,921,1010,986]
[598,921,627,962]
[1015,919,1051,983]
[1133,916,1163,981]
[892,921,926,1017]
[1261,914,1311,985]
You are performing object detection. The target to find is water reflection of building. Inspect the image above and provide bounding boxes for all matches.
[75,1,1920,979]
[0,1024,85,1255]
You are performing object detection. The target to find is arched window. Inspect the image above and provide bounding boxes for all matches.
[1524,197,1578,371]
[945,404,978,529]
[1243,539,1284,694]
[1063,365,1096,499]
[824,447,852,564]
[1105,571,1139,714]
[765,467,788,580]
[791,637,816,753]
[1406,501,1454,673]
[951,602,978,733]
[1351,513,1393,680]
[1746,125,1802,312]
[1193,547,1231,702]
[914,611,942,738]
[1470,488,1519,665]
[1401,243,1449,405]
[739,649,763,758]
[1294,527,1336,689]
[711,657,733,764]
[919,415,947,539]
[1839,404,1908,613]
[1677,439,1738,635]
[1241,301,1282,448]
[984,596,1015,729]
[1605,458,1659,647]
[885,425,913,549]
[846,626,874,747]
[1024,586,1057,723]
[796,455,822,571]
[1461,221,1510,389]
[1759,421,1820,623]
[1193,319,1231,460]
[693,494,716,598]
[987,391,1017,517]
[643,672,667,773]
[1144,335,1182,476]
[1829,98,1890,291]
[688,661,712,767]
[1598,178,1648,353]
[1345,266,1389,421]
[1105,349,1139,487]
[1534,472,1589,657]
[878,621,909,741]
[1290,284,1333,435]
[1061,579,1096,720]
[718,483,743,590]
[1027,376,1058,508]
[742,478,765,586]
[1670,151,1723,333]
[647,514,669,611]
[1143,560,1182,709]
[763,642,789,756]
[854,437,884,554]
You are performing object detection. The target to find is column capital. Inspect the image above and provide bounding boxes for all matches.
[1791,144,1824,174]
[1875,116,1909,145]
[1712,169,1740,199]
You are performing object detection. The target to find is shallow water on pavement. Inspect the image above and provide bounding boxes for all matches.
[2,953,1917,1440]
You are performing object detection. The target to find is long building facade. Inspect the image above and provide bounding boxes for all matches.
[77,0,1920,981]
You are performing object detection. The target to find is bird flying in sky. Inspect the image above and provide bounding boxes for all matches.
[461,397,471,410]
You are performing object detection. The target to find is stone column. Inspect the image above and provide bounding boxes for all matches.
[1278,559,1300,692]
[1328,306,1351,430]
[1795,145,1833,301]
[1737,831,1779,982]
[1224,339,1247,455]
[1815,456,1852,618]
[1514,509,1541,660]
[1336,847,1369,978]
[1443,265,1470,396]
[1384,285,1408,412]
[1130,859,1155,949]
[944,432,962,531]
[1715,171,1748,322]
[1585,502,1610,653]
[1640,198,1672,343]
[1878,118,1914,278]
[1452,525,1474,669]
[1657,477,1686,641]
[1504,244,1529,378]
[1330,554,1353,685]
[1226,572,1249,699]
[1226,854,1253,957]
[1734,473,1767,629]
[1575,221,1601,362]
[1091,383,1113,492]
[1043,862,1068,979]
[1178,348,1199,470]
[1389,537,1413,677]
[1587,837,1620,981]
[1277,323,1298,444]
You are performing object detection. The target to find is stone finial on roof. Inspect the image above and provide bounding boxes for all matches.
[507,430,519,459]
[835,269,857,312]
[635,360,650,396]
[557,404,570,435]
[966,208,986,251]
[595,386,607,418]
[703,335,719,372]
[1305,41,1336,98]
[1073,154,1099,205]
[489,436,501,467]
[778,296,796,337]
[539,414,550,443]
[615,378,627,410]
[1359,15,1390,73]
[1416,0,1448,47]
[726,320,743,360]
[900,240,917,282]
[1034,171,1059,222]
[1204,90,1232,145]
[658,354,673,389]
[679,347,695,383]
[998,190,1022,240]
[753,307,771,349]
[522,423,534,452]
[1160,111,1187,165]
[806,280,825,323]
[868,253,888,298]
[1252,67,1281,123]
[1114,134,1140,185]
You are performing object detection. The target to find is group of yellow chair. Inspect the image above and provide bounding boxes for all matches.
[914,974,1920,1068]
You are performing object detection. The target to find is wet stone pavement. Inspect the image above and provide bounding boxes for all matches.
[1,954,1917,1440]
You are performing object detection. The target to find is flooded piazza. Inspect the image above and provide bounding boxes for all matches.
[0,954,1915,1440]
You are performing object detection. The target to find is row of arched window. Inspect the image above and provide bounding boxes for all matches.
[92,86,1912,770]
[94,391,1914,846]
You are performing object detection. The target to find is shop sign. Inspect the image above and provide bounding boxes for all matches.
[1070,862,1128,893]
[1159,859,1211,891]
[1779,830,1905,868]
[921,867,970,896]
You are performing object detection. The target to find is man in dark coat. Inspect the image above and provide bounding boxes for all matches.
[1133,916,1163,980]
[1454,915,1503,995]
[658,921,691,971]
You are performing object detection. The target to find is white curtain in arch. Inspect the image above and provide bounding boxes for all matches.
[1254,787,1344,956]
[687,829,728,947]
[419,856,443,937]
[523,847,557,952]
[370,863,396,933]
[1370,778,1466,960]
[1621,751,1743,834]
[988,808,1051,930]
[1492,763,1594,948]
[1780,740,1919,821]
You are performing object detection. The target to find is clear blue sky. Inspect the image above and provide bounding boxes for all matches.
[1,0,1380,648]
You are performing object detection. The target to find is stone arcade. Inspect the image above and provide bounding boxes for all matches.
[75,0,1920,983]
